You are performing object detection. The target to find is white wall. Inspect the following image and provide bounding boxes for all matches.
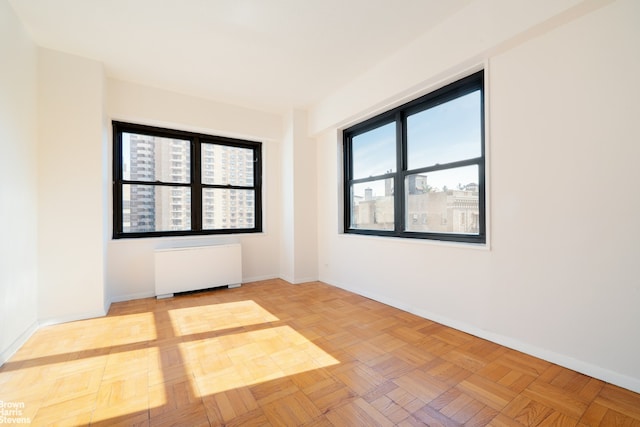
[309,0,603,134]
[37,48,108,323]
[106,80,284,302]
[280,110,318,284]
[0,0,39,363]
[314,0,640,393]
[292,111,318,283]
[487,0,640,387]
[281,113,295,282]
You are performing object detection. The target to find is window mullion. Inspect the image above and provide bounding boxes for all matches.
[113,124,124,236]
[344,135,353,232]
[120,180,190,186]
[395,112,405,234]
[479,77,486,240]
[478,161,486,239]
[253,145,263,232]
[192,138,202,232]
[351,174,395,186]
[202,184,253,190]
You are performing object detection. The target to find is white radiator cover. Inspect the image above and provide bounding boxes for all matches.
[154,244,242,298]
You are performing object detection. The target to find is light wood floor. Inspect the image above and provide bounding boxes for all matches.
[1,279,639,426]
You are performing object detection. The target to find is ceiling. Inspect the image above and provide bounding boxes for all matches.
[9,0,473,113]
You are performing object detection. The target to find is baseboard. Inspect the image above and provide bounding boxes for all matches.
[276,275,319,285]
[107,277,284,303]
[277,273,294,284]
[0,320,39,367]
[108,277,286,304]
[243,274,280,283]
[477,330,640,395]
[104,297,112,316]
[290,276,320,284]
[325,279,640,394]
[108,291,156,304]
[38,309,108,328]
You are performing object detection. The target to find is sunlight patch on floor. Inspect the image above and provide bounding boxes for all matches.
[6,312,156,363]
[168,300,279,336]
[184,325,339,396]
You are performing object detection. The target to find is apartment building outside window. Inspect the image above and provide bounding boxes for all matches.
[113,121,262,238]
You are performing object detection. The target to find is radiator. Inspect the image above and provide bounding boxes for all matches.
[154,244,242,298]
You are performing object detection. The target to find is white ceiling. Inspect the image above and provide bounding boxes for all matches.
[9,0,473,113]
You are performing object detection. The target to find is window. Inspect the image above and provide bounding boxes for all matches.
[113,121,262,238]
[343,70,485,243]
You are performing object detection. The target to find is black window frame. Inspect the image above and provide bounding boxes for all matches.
[343,70,485,244]
[113,121,262,239]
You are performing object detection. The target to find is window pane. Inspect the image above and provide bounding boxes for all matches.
[202,143,254,186]
[405,165,479,234]
[350,179,394,230]
[407,90,481,170]
[352,122,396,179]
[122,132,190,183]
[122,184,191,232]
[202,188,255,230]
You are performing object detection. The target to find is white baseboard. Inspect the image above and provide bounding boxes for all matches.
[38,309,108,328]
[104,298,112,316]
[0,320,39,367]
[290,276,320,284]
[276,275,319,285]
[243,274,280,283]
[326,279,640,394]
[106,277,285,303]
[108,291,156,304]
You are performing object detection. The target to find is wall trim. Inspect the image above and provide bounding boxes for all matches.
[38,309,109,328]
[244,274,281,283]
[291,276,320,285]
[107,275,281,303]
[108,291,157,304]
[325,278,640,394]
[0,321,39,367]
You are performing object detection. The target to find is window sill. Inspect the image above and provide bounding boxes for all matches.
[338,231,491,251]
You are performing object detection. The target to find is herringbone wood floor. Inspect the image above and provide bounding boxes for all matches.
[1,279,639,426]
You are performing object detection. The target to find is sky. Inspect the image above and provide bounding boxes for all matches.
[351,90,481,197]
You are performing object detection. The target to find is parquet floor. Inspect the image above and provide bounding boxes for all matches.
[1,279,639,426]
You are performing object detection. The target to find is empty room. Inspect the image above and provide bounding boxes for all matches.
[1,0,639,425]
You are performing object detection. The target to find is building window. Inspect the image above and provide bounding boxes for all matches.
[343,70,485,244]
[113,121,262,238]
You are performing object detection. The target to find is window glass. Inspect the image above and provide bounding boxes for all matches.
[122,133,190,183]
[202,188,255,229]
[407,90,481,170]
[352,122,396,179]
[201,143,254,186]
[122,184,191,233]
[404,165,479,234]
[350,179,394,230]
